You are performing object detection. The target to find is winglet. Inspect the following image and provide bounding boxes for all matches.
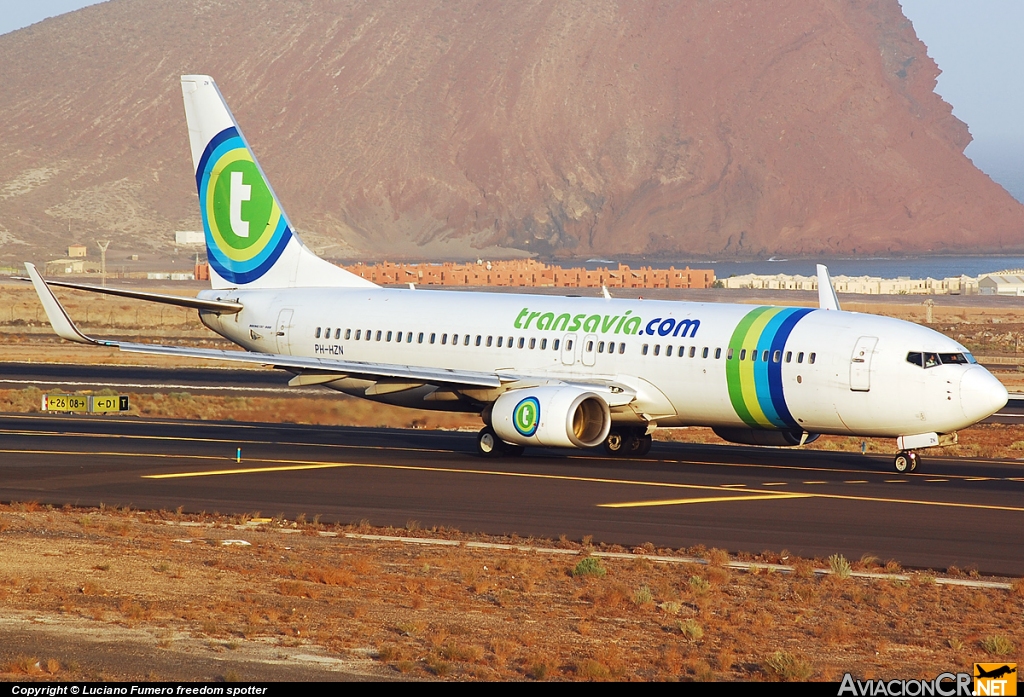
[24,263,112,345]
[816,264,841,311]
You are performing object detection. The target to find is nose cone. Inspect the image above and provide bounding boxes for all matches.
[960,367,1008,423]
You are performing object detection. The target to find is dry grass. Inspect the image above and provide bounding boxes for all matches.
[0,502,1020,681]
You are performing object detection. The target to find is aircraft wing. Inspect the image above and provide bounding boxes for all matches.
[23,263,636,402]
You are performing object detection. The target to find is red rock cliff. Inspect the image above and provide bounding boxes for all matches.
[0,0,1021,261]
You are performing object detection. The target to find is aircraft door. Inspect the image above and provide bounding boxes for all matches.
[275,309,294,354]
[561,333,577,366]
[850,336,878,392]
[581,334,598,367]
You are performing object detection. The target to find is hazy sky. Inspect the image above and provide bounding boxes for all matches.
[3,0,1022,199]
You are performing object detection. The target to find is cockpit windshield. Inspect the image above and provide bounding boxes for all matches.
[906,351,976,368]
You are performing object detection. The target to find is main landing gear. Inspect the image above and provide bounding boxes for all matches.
[603,427,652,457]
[893,450,919,473]
[476,426,524,458]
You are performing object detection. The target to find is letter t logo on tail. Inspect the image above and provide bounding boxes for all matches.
[229,170,251,238]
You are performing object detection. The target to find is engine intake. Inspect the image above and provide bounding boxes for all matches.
[492,386,611,448]
[712,427,819,447]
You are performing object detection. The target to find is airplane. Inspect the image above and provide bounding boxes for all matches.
[975,666,1016,680]
[21,75,1009,473]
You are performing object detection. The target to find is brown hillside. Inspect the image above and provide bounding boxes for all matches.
[0,0,1022,263]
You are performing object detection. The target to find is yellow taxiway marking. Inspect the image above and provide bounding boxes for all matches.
[599,493,813,508]
[844,480,869,484]
[965,477,991,481]
[926,479,948,483]
[720,483,746,488]
[761,482,788,486]
[802,481,827,485]
[885,479,909,483]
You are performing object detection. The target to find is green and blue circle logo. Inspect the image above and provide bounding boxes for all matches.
[196,127,292,284]
[513,396,540,437]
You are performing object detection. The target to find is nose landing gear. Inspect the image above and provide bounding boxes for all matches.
[893,450,919,473]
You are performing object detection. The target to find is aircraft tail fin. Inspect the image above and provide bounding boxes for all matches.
[180,75,376,290]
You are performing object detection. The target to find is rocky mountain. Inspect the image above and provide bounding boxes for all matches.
[1,0,1022,264]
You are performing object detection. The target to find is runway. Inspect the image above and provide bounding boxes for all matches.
[1,412,1022,576]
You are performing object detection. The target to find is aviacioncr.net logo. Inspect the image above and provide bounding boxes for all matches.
[513,397,540,437]
[209,155,274,251]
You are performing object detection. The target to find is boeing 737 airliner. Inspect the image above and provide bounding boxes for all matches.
[23,75,1009,472]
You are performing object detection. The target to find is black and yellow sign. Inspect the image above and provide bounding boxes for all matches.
[42,394,130,413]
[42,394,89,412]
[975,664,1017,696]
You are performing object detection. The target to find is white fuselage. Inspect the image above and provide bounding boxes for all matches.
[198,287,1007,438]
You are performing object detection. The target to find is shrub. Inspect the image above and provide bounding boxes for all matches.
[679,619,704,642]
[632,585,654,606]
[981,635,1014,656]
[572,556,606,578]
[689,575,711,595]
[828,554,852,579]
[764,651,814,681]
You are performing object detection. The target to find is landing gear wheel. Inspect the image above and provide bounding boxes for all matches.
[631,433,653,457]
[894,450,912,473]
[604,428,638,456]
[477,426,505,457]
[909,452,919,472]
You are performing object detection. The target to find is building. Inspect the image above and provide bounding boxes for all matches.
[979,271,1024,296]
[175,231,205,246]
[722,273,979,295]
[67,245,87,258]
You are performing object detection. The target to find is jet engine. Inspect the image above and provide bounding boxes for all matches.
[712,427,819,447]
[491,386,611,448]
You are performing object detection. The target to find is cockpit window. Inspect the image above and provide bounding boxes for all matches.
[908,351,972,368]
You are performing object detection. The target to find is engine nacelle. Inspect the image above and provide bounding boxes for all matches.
[712,427,820,447]
[492,386,611,448]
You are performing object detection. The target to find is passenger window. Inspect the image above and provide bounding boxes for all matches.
[375,330,382,341]
[355,330,361,340]
[418,332,424,343]
[703,347,709,358]
[797,352,804,363]
[430,333,436,344]
[554,339,561,351]
[541,338,547,350]
[325,327,330,338]
[587,340,595,352]
[345,329,351,340]
[365,329,372,341]
[740,349,747,361]
[566,339,573,351]
[598,341,605,353]
[334,328,340,340]
[762,350,770,362]
[529,338,536,349]
[452,334,458,345]
[476,335,482,347]
[486,336,493,347]
[642,344,649,356]
[408,333,413,343]
[773,350,781,363]
[618,343,625,355]
[689,346,696,358]
[386,331,393,342]
[653,344,660,356]
[464,335,471,346]
[785,351,792,363]
[809,352,816,365]
[665,345,672,356]
[518,338,525,349]
[315,327,322,339]
[727,348,734,360]
[442,334,448,345]
[715,348,722,359]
